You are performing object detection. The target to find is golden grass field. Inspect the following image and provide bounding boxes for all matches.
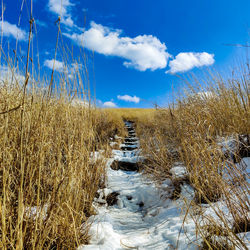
[0,2,249,248]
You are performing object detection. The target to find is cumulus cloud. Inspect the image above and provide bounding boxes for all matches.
[103,101,117,108]
[63,22,170,71]
[44,59,64,72]
[48,0,75,27]
[48,0,72,17]
[117,95,140,103]
[166,52,215,74]
[0,21,27,41]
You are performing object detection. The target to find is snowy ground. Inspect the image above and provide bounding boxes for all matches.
[78,124,250,250]
[79,122,199,250]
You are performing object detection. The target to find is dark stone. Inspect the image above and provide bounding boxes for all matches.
[128,131,136,135]
[120,146,137,151]
[124,142,137,146]
[126,195,132,200]
[127,127,135,132]
[124,138,138,143]
[106,192,119,206]
[128,135,136,138]
[110,161,141,171]
[137,201,144,208]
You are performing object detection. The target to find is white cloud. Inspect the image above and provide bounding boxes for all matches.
[71,98,90,107]
[44,59,64,72]
[117,95,140,103]
[48,0,72,17]
[48,0,75,27]
[63,22,171,71]
[103,101,117,108]
[0,21,27,41]
[62,16,74,27]
[166,52,215,74]
[0,65,25,86]
[197,91,215,99]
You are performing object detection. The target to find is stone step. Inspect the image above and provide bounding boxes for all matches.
[120,146,138,151]
[124,142,137,146]
[127,127,135,132]
[124,138,138,143]
[110,161,141,171]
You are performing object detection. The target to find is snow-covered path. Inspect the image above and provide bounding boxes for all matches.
[79,121,198,250]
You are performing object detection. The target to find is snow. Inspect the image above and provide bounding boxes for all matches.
[170,163,188,179]
[79,161,198,250]
[79,124,199,250]
[25,204,48,220]
[237,232,250,250]
[79,128,249,250]
[110,142,118,147]
[120,143,139,149]
[217,136,238,154]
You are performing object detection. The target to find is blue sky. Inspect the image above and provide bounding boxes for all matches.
[1,0,250,107]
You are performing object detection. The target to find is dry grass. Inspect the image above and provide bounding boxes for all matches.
[122,67,250,249]
[0,3,125,247]
[0,80,127,248]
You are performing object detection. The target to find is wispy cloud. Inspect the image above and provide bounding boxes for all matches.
[44,59,64,72]
[117,95,140,103]
[0,20,27,41]
[103,101,117,108]
[44,59,84,81]
[0,65,25,85]
[35,19,48,28]
[166,52,215,74]
[63,22,171,71]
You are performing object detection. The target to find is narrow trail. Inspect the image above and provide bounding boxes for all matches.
[80,121,197,250]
